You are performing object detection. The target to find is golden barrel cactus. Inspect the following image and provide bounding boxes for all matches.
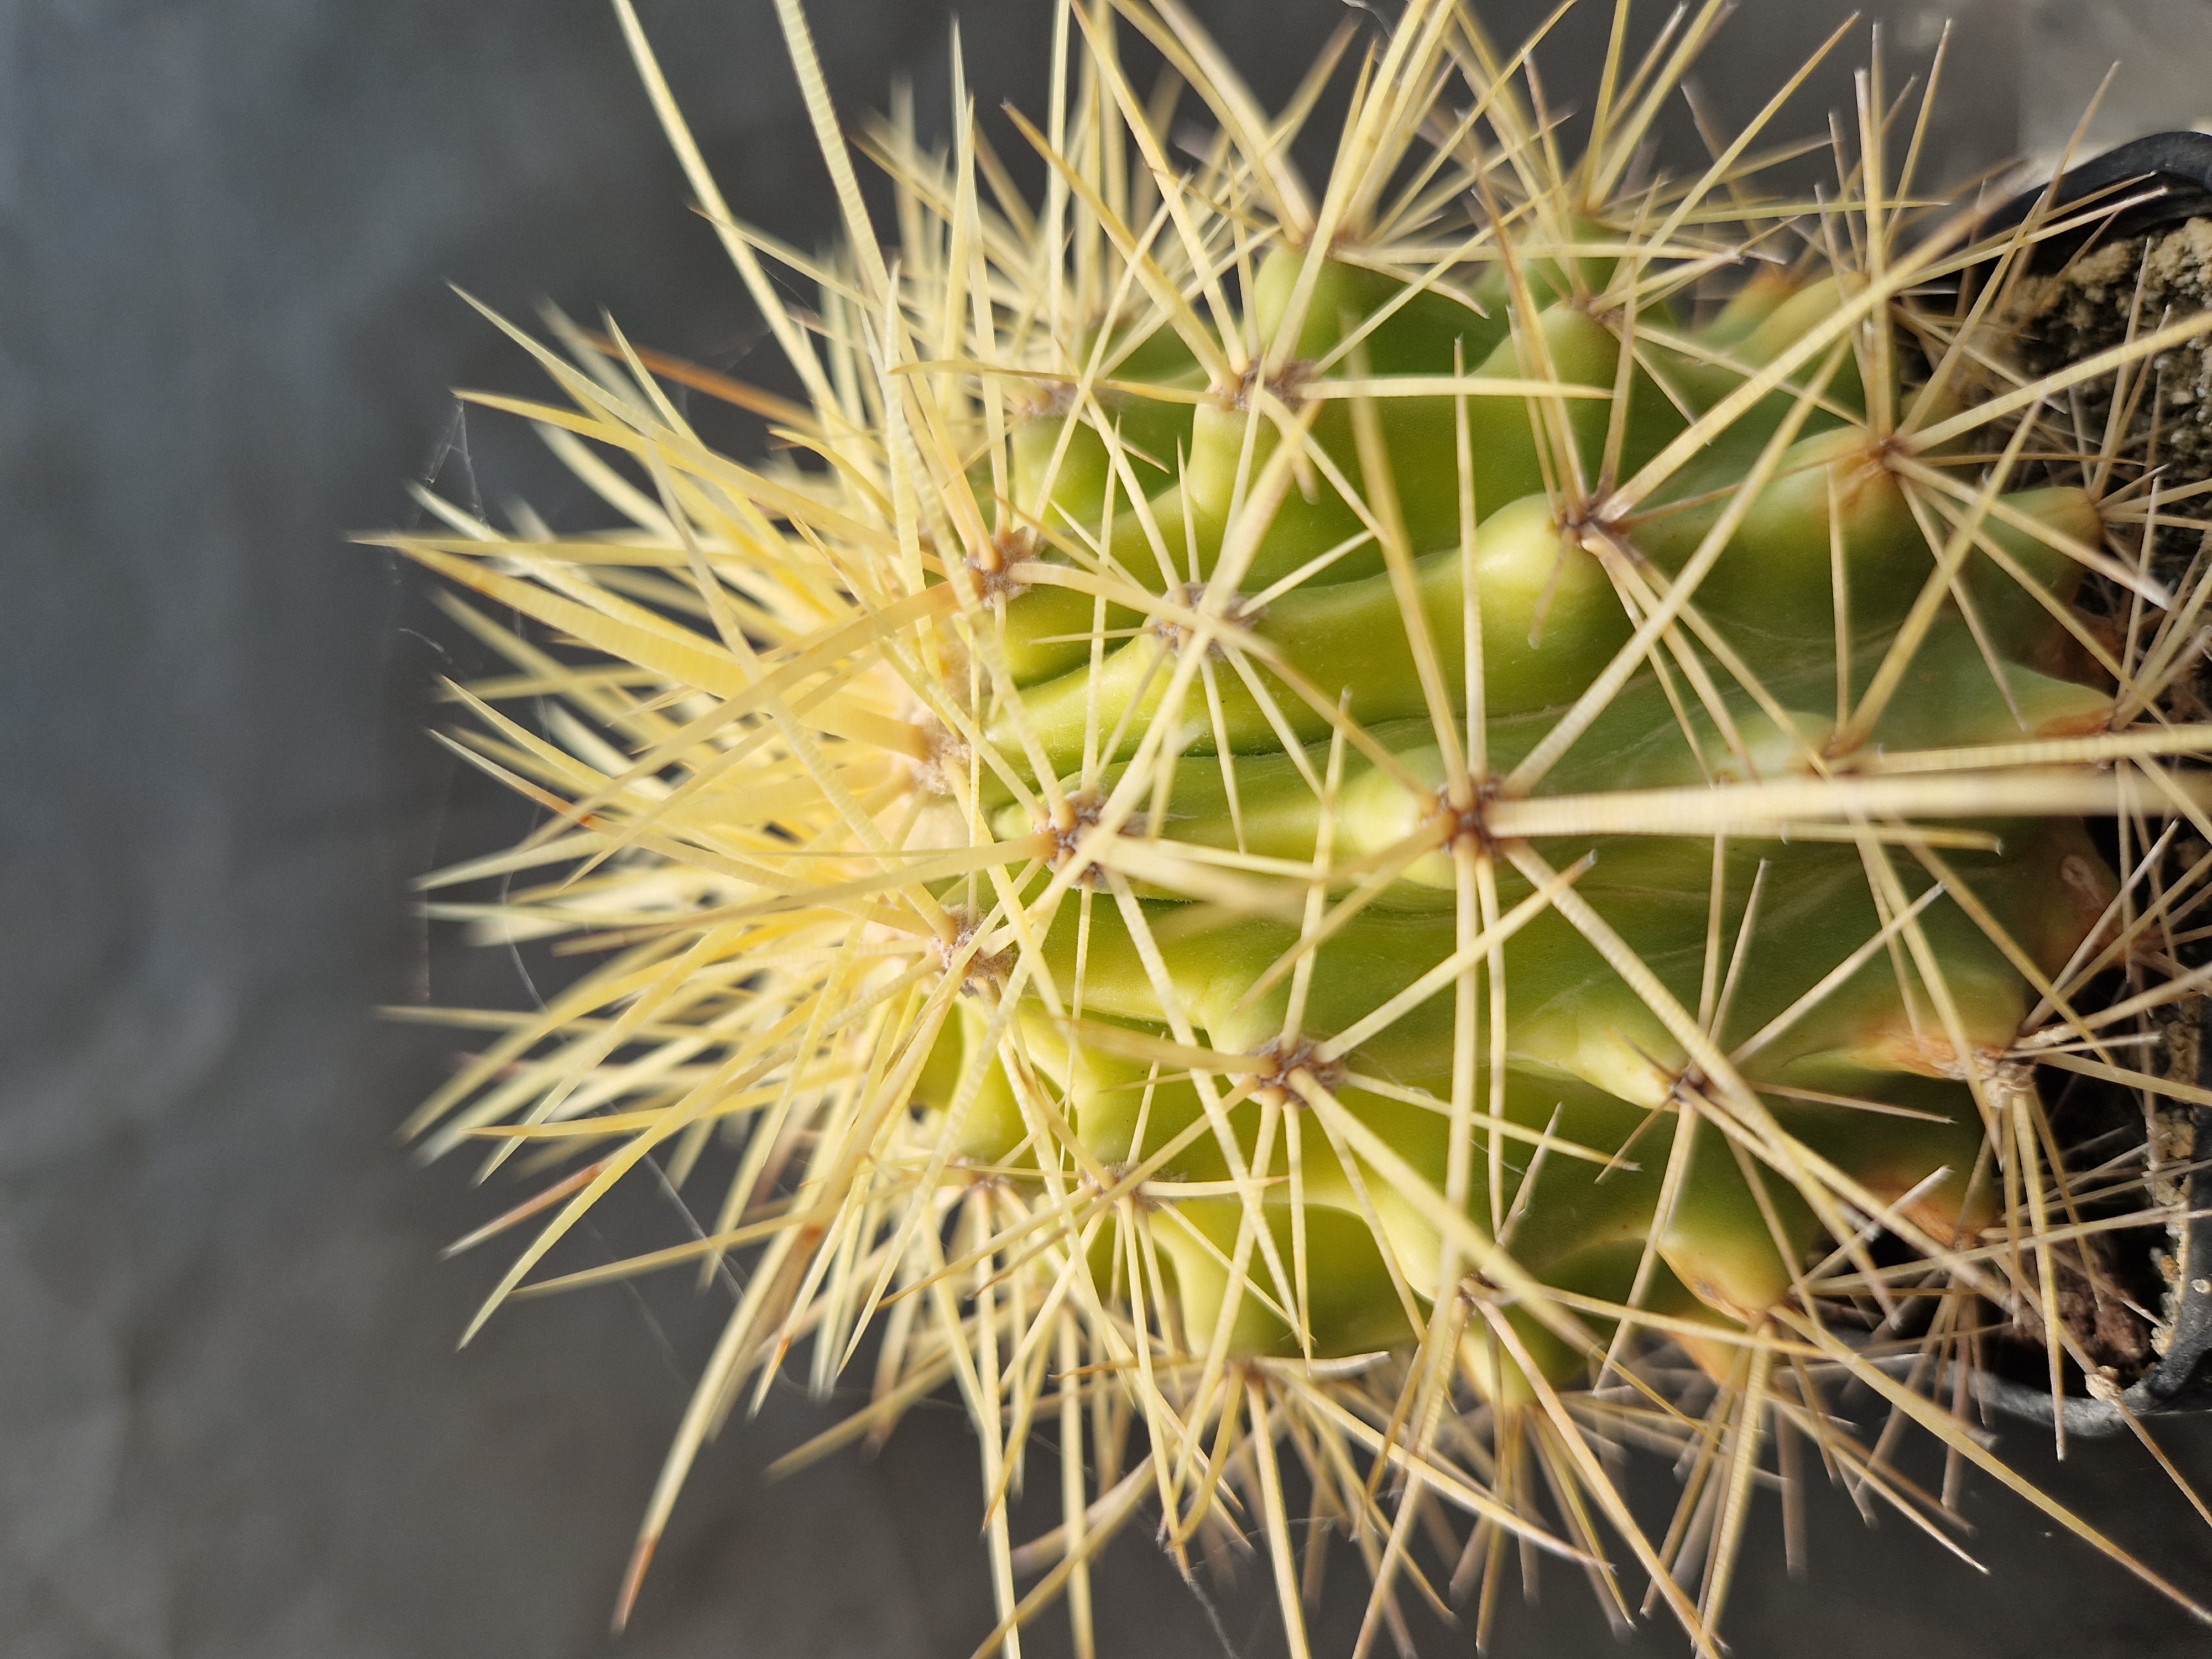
[384,2,2212,1650]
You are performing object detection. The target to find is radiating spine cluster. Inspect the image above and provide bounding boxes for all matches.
[387,2,2212,1652]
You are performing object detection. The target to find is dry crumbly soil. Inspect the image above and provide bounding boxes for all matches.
[2014,217,2212,493]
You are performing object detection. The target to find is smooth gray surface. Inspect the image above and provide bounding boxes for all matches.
[3,1,2209,1654]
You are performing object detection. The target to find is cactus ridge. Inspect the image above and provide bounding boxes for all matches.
[385,1,2212,1650]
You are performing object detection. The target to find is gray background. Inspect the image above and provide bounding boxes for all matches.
[5,0,2211,1655]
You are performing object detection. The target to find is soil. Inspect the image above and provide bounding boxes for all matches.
[2013,217,2212,498]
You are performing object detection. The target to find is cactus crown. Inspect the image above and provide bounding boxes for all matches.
[385,1,2212,1651]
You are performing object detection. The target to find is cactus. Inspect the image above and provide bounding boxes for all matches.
[384,2,2212,1651]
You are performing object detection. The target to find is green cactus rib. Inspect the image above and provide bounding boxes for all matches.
[388,1,2212,1649]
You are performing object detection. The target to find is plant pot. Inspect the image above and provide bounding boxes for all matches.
[1976,133,2212,1431]
[1983,130,2212,270]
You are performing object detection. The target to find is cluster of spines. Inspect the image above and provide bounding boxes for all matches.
[383,2,2212,1653]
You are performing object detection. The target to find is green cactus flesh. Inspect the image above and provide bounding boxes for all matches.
[909,241,2120,1390]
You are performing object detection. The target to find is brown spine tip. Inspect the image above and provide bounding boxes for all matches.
[613,1534,658,1633]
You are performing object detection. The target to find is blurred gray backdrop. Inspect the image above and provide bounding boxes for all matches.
[5,1,2211,1655]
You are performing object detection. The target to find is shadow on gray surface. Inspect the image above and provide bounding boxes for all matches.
[3,1,2208,1653]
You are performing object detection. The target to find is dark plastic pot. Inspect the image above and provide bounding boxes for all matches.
[1948,136,2212,1432]
[1981,1086,2212,1436]
[1981,129,2212,271]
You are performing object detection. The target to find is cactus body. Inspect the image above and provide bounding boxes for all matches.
[390,2,2212,1650]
